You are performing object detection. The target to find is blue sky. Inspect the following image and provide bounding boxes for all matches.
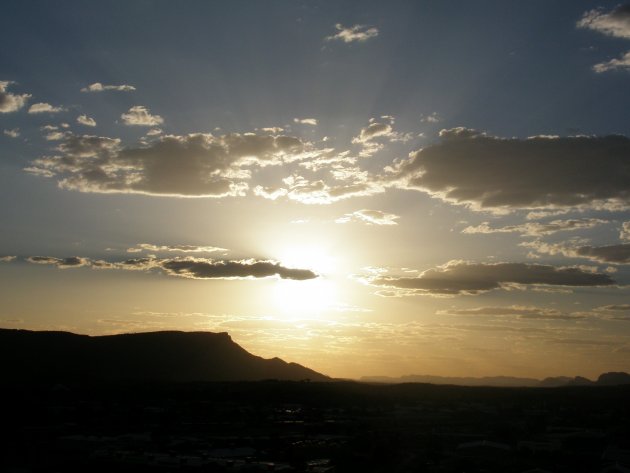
[1,0,629,378]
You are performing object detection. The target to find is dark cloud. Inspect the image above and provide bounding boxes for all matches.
[160,259,317,280]
[25,255,317,281]
[575,244,630,264]
[597,304,630,311]
[525,241,630,264]
[26,132,315,198]
[392,129,630,212]
[364,261,615,296]
[26,256,90,268]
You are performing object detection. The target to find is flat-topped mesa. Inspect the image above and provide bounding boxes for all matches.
[0,328,329,384]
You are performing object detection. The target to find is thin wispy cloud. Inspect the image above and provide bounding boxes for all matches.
[336,209,399,226]
[81,82,136,92]
[326,23,379,43]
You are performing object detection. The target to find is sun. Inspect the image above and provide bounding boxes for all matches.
[271,245,340,315]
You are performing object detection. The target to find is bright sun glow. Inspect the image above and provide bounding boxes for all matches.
[272,245,340,315]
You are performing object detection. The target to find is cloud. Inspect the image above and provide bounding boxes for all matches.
[159,259,317,280]
[462,218,607,237]
[293,118,318,126]
[336,209,400,225]
[26,256,91,268]
[28,102,66,114]
[596,304,630,312]
[353,122,395,143]
[361,260,615,296]
[578,5,630,39]
[3,128,20,138]
[421,112,440,123]
[145,128,163,136]
[522,240,630,264]
[121,105,164,126]
[391,128,630,212]
[26,132,315,198]
[26,255,317,281]
[127,243,227,254]
[0,256,16,262]
[0,81,31,113]
[621,222,630,241]
[255,173,384,205]
[437,305,581,320]
[592,50,630,72]
[81,82,136,92]
[77,114,97,127]
[326,23,379,43]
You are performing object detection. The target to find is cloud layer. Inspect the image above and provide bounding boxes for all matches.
[392,128,630,212]
[25,255,317,280]
[363,260,615,296]
[26,132,314,197]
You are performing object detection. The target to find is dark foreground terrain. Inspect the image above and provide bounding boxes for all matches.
[2,381,630,473]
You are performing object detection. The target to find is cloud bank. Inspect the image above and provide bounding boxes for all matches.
[26,132,315,198]
[362,260,615,296]
[25,255,317,281]
[392,128,630,212]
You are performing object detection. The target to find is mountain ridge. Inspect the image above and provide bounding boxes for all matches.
[0,328,329,383]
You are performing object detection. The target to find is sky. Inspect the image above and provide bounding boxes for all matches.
[1,0,630,380]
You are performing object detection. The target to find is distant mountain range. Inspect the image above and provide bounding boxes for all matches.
[361,372,630,387]
[0,329,329,383]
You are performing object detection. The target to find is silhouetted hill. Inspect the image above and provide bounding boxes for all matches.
[597,371,630,386]
[0,329,329,383]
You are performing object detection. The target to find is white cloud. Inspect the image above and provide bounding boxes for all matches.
[293,118,318,126]
[336,209,400,226]
[462,218,607,237]
[621,222,630,241]
[421,112,440,123]
[326,23,379,43]
[121,105,164,126]
[0,256,16,262]
[3,128,20,138]
[578,5,630,39]
[593,50,630,72]
[28,102,66,114]
[127,243,227,254]
[0,81,31,113]
[77,114,97,127]
[81,82,136,93]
